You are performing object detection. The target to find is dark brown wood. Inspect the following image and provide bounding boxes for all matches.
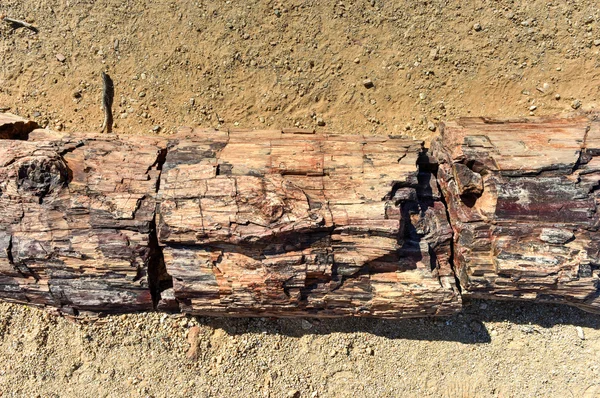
[0,113,38,140]
[431,115,600,312]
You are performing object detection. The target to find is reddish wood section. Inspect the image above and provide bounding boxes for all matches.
[2,112,600,317]
[157,128,460,317]
[431,116,600,312]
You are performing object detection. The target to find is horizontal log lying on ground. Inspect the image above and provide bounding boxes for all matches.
[431,115,600,312]
[0,114,460,317]
[0,112,599,317]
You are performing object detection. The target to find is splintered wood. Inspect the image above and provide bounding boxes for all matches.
[1,111,600,318]
[157,129,460,317]
[0,124,165,314]
[431,116,600,312]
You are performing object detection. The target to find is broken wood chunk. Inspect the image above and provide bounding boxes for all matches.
[431,115,600,312]
[0,128,166,314]
[0,113,38,140]
[157,129,461,318]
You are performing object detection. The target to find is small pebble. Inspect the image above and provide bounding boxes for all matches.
[555,94,561,100]
[366,347,374,356]
[316,118,325,126]
[32,111,41,118]
[139,92,146,98]
[329,349,337,358]
[363,78,374,89]
[473,23,482,32]
[56,53,66,62]
[301,320,313,330]
[491,330,498,337]
[529,105,537,111]
[571,99,582,109]
[594,39,600,46]
[287,390,300,398]
[576,326,585,340]
[428,121,436,132]
[353,57,360,64]
[152,125,161,132]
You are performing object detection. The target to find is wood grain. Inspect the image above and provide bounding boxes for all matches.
[431,115,600,312]
[157,128,460,317]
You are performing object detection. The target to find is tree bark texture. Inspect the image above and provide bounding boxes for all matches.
[1,112,599,317]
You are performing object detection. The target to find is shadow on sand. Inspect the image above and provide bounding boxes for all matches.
[193,299,600,344]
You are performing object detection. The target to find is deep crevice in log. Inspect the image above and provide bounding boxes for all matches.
[148,219,172,309]
[148,146,173,310]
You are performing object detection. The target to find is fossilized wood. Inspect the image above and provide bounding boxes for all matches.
[0,128,165,314]
[3,111,600,318]
[431,116,600,312]
[157,128,460,317]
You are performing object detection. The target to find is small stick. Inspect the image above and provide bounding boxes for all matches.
[100,72,114,134]
[1,16,39,33]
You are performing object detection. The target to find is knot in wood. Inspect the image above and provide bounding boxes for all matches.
[17,156,68,198]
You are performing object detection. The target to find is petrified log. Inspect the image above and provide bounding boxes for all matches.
[0,114,460,317]
[2,111,600,318]
[431,116,600,312]
[157,128,460,317]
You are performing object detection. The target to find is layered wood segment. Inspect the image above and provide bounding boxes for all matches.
[431,116,600,312]
[0,125,165,314]
[157,129,460,317]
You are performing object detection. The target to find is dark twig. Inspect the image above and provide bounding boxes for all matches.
[1,16,39,33]
[100,72,114,134]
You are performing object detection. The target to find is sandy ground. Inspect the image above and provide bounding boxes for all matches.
[2,0,600,397]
